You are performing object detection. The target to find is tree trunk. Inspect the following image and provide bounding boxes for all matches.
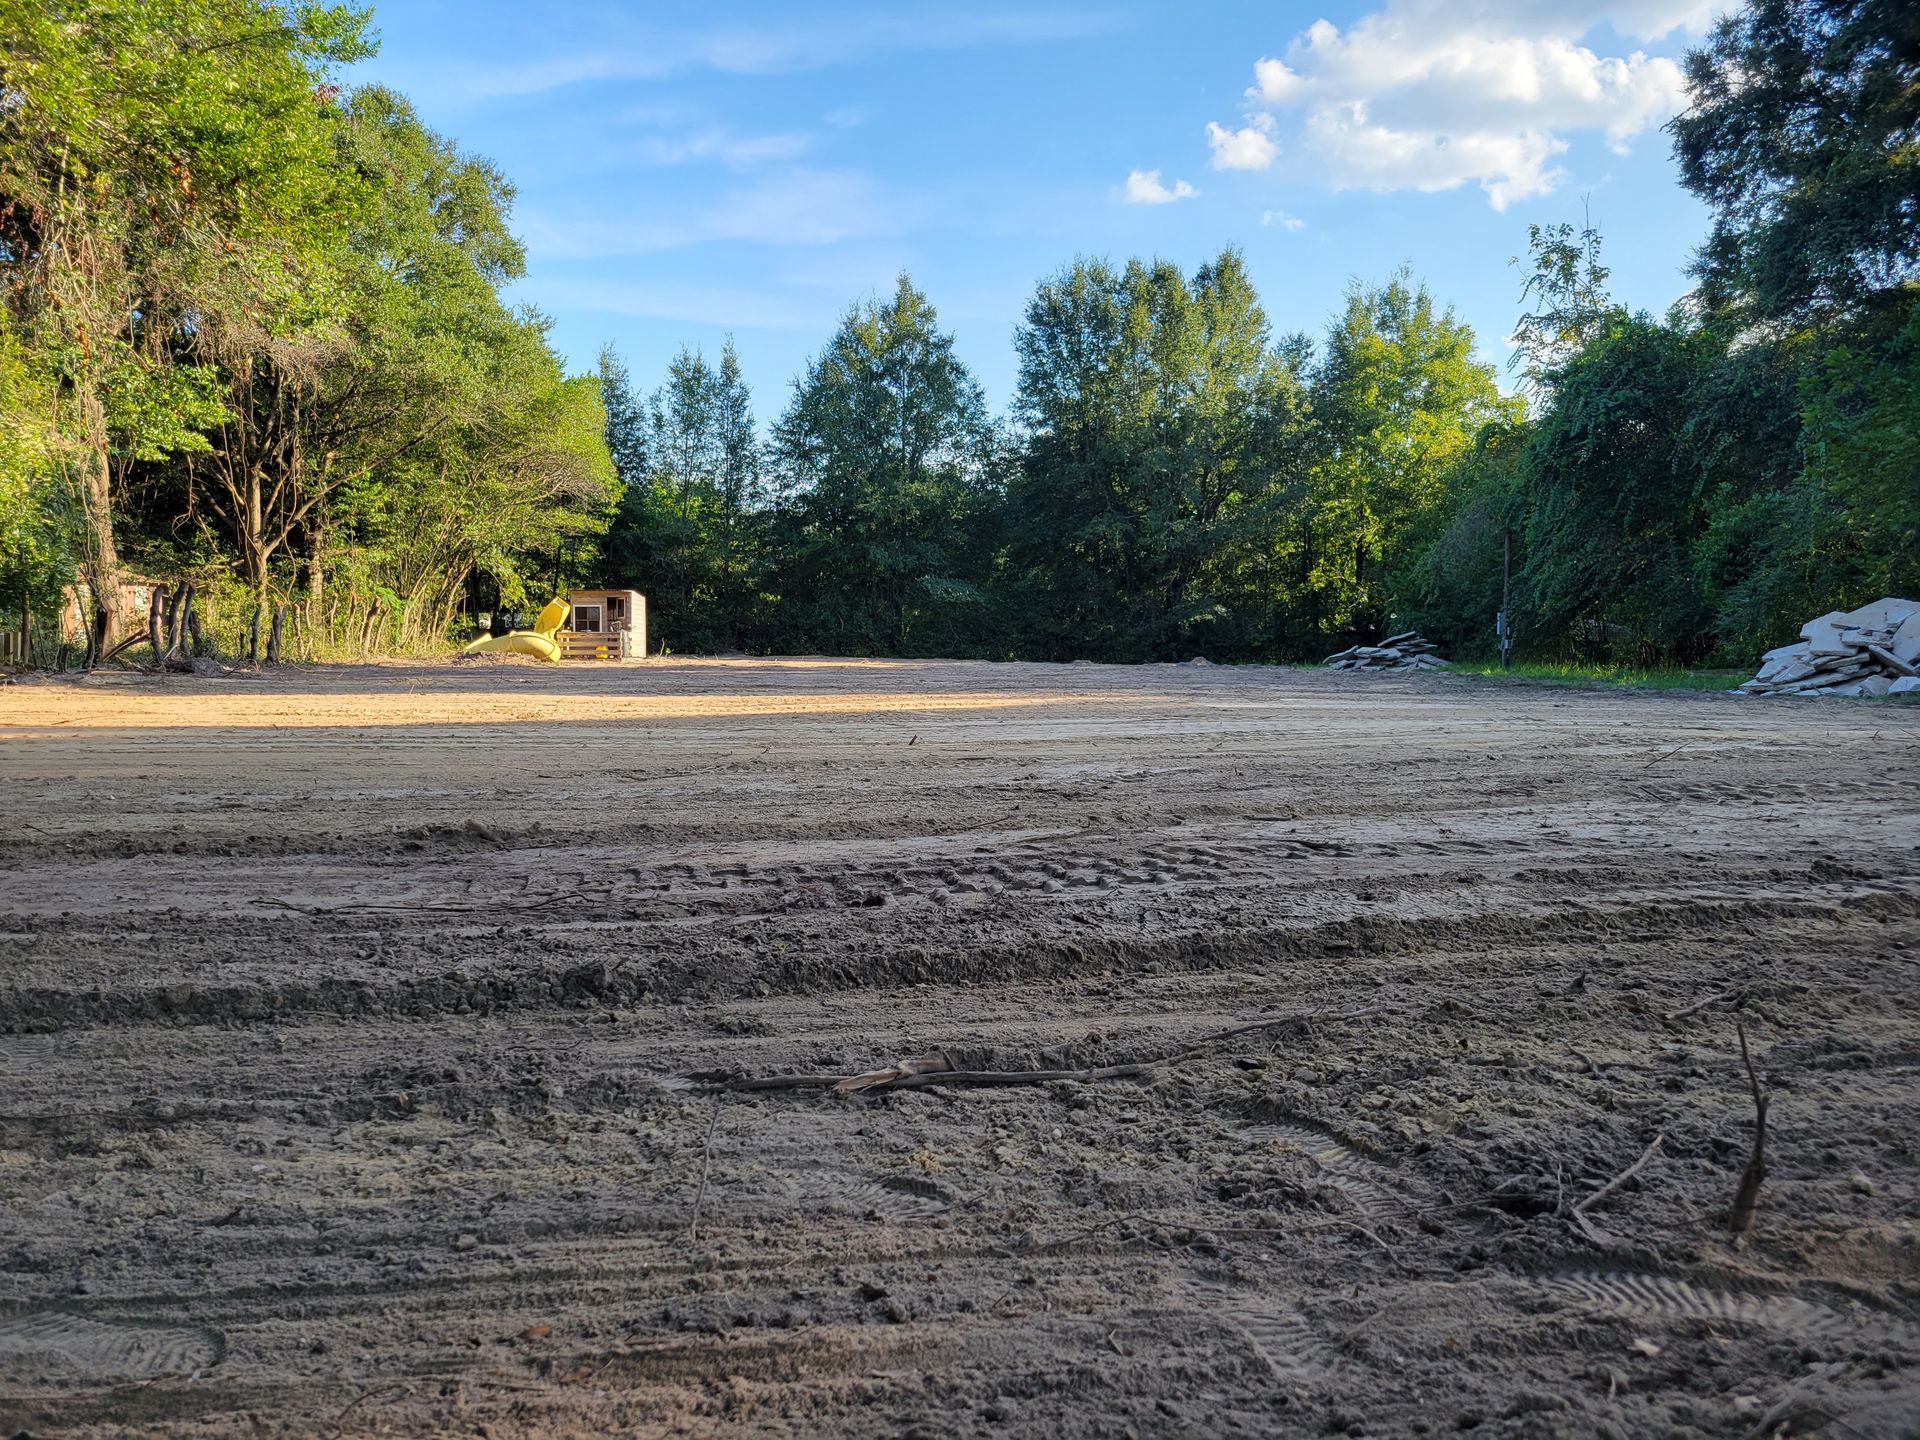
[187,600,204,659]
[247,607,260,665]
[146,585,167,664]
[267,604,284,664]
[76,389,120,661]
[306,524,325,631]
[163,583,195,669]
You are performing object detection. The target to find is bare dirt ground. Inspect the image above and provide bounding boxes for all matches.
[2,656,1917,1439]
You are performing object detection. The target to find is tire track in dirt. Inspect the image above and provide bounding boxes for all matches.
[1177,1275,1336,1382]
[8,881,1913,1030]
[3,659,1916,1438]
[1538,1270,1920,1350]
[1237,1121,1412,1222]
[0,1310,226,1385]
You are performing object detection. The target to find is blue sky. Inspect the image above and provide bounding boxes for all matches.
[349,0,1724,418]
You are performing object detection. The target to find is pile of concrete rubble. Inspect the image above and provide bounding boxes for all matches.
[1324,632,1451,673]
[1739,597,1920,698]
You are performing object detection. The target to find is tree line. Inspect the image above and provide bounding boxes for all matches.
[3,0,1914,670]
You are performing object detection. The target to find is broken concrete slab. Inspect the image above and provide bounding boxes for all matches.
[1324,631,1451,674]
[1889,613,1920,666]
[1741,598,1920,698]
[1840,597,1920,632]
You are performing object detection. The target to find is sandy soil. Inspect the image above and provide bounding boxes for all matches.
[1,656,1917,1439]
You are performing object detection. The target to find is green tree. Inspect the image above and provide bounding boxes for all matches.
[597,346,648,492]
[188,84,562,648]
[1008,250,1310,660]
[1673,0,1920,328]
[349,326,615,647]
[0,0,372,656]
[603,341,764,651]
[1509,211,1613,389]
[1306,272,1516,639]
[772,275,1000,654]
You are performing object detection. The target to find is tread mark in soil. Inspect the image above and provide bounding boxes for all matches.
[1540,1271,1920,1348]
[1240,1122,1407,1221]
[1181,1277,1331,1381]
[0,1310,226,1384]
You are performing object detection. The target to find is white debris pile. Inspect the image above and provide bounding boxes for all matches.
[1739,597,1920,697]
[1324,632,1451,673]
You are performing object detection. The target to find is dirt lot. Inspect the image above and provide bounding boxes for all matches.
[2,656,1917,1438]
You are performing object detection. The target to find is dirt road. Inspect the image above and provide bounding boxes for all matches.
[3,657,1917,1437]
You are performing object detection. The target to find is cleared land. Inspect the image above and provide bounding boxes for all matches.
[2,657,1917,1438]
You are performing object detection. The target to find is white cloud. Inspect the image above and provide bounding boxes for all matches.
[1261,208,1306,231]
[1206,116,1278,171]
[1123,168,1198,205]
[1207,0,1718,209]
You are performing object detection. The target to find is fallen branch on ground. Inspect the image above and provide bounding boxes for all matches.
[1567,1131,1664,1244]
[1664,985,1748,1023]
[715,1005,1390,1095]
[1728,1021,1769,1234]
[1575,1132,1664,1218]
[686,1102,720,1243]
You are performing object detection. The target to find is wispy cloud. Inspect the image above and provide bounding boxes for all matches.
[1123,168,1198,205]
[627,128,815,169]
[419,10,1124,106]
[1261,208,1306,231]
[519,276,827,330]
[518,168,908,259]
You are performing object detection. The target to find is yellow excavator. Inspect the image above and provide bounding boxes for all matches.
[463,597,568,663]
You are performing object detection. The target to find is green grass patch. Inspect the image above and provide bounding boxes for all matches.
[1445,659,1745,692]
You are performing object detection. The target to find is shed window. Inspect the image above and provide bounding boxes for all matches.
[572,604,603,632]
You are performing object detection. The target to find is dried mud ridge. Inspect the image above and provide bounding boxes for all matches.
[2,658,1917,1438]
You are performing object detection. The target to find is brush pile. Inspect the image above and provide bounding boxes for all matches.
[1324,632,1450,673]
[1738,598,1920,698]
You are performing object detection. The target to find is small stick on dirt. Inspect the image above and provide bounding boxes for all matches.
[1664,985,1747,1023]
[720,1005,1388,1094]
[1741,1373,1821,1440]
[1573,1132,1665,1227]
[686,1103,721,1244]
[332,1383,409,1432]
[1728,1021,1769,1234]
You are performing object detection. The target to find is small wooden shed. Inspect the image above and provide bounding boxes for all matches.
[560,589,646,660]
